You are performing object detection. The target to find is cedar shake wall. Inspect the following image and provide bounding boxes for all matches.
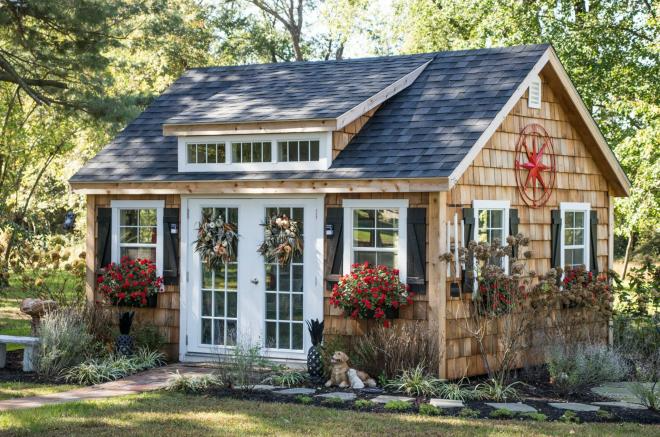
[443,74,610,379]
[89,194,180,359]
[323,193,431,341]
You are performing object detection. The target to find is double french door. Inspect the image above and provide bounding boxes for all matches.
[183,197,323,360]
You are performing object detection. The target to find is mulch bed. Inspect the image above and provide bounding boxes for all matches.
[0,349,71,385]
[203,381,660,425]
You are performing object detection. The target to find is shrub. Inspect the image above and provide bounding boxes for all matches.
[295,395,314,405]
[383,400,411,412]
[630,382,660,411]
[166,371,222,393]
[474,379,521,401]
[216,341,272,390]
[458,407,480,419]
[437,378,476,401]
[133,322,166,351]
[418,403,443,416]
[262,369,307,387]
[352,321,440,379]
[596,409,615,420]
[80,303,114,346]
[321,397,344,407]
[489,408,515,419]
[329,262,413,326]
[385,364,442,397]
[65,348,165,385]
[558,410,580,423]
[353,399,375,410]
[35,308,97,379]
[546,343,630,395]
[523,412,547,422]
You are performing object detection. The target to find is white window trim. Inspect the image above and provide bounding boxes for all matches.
[177,132,332,172]
[110,200,164,276]
[473,200,510,274]
[528,75,542,109]
[342,199,408,282]
[559,202,591,271]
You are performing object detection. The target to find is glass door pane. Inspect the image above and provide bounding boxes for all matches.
[200,207,238,346]
[264,206,304,351]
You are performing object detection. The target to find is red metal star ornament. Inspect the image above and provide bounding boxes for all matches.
[514,124,556,208]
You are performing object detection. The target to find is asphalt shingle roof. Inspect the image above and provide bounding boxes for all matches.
[71,44,549,183]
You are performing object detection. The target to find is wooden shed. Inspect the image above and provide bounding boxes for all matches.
[70,44,629,379]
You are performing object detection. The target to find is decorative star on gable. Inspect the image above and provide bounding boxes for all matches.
[514,123,556,208]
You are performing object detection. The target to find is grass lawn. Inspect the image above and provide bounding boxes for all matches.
[0,382,79,401]
[0,392,658,437]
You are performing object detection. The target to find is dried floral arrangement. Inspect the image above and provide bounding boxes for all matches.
[194,212,238,269]
[258,214,303,266]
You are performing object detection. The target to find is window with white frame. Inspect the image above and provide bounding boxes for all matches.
[342,199,407,280]
[560,202,590,270]
[473,200,510,269]
[111,200,164,275]
[178,133,330,172]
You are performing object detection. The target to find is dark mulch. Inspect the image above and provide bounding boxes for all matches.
[203,382,660,425]
[0,349,71,385]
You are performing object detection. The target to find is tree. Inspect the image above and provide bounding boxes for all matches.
[392,0,659,261]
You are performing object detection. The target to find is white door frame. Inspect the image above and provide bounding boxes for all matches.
[179,195,324,363]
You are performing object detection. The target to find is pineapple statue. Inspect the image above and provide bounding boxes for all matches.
[305,319,324,384]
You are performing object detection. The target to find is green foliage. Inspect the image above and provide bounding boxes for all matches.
[132,322,166,352]
[215,341,272,390]
[35,308,97,380]
[474,379,522,402]
[613,315,660,383]
[615,258,660,317]
[418,403,443,416]
[165,371,223,393]
[385,364,442,397]
[320,397,344,407]
[546,343,630,395]
[489,408,515,419]
[437,378,477,401]
[458,407,480,419]
[523,412,548,422]
[596,409,615,420]
[630,382,660,411]
[353,399,375,410]
[262,369,307,387]
[65,348,165,385]
[295,395,314,405]
[383,400,412,412]
[559,410,580,424]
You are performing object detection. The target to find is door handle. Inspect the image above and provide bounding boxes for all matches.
[250,278,259,285]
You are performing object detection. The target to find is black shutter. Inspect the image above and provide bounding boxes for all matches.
[407,208,427,294]
[509,209,520,259]
[550,210,562,269]
[163,208,180,285]
[325,208,343,288]
[590,210,599,273]
[462,208,475,294]
[96,208,112,270]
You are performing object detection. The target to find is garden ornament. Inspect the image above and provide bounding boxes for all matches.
[20,298,57,335]
[62,210,76,231]
[116,311,135,356]
[325,351,376,389]
[347,368,365,389]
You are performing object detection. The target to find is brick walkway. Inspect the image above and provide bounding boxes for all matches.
[0,364,214,412]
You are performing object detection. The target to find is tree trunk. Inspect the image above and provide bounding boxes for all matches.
[621,231,634,280]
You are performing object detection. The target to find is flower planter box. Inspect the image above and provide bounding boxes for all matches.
[345,307,399,320]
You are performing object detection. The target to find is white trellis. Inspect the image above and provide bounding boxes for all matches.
[444,212,465,279]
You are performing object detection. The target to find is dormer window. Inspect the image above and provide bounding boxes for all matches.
[178,132,330,172]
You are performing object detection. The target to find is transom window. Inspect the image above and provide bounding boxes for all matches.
[187,143,225,164]
[111,200,164,275]
[278,140,319,162]
[178,134,328,172]
[231,141,272,163]
[473,200,510,270]
[342,199,408,280]
[560,203,590,269]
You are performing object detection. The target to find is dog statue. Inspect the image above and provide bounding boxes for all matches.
[325,351,377,388]
[347,369,364,389]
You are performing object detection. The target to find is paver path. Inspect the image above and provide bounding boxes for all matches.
[0,364,214,412]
